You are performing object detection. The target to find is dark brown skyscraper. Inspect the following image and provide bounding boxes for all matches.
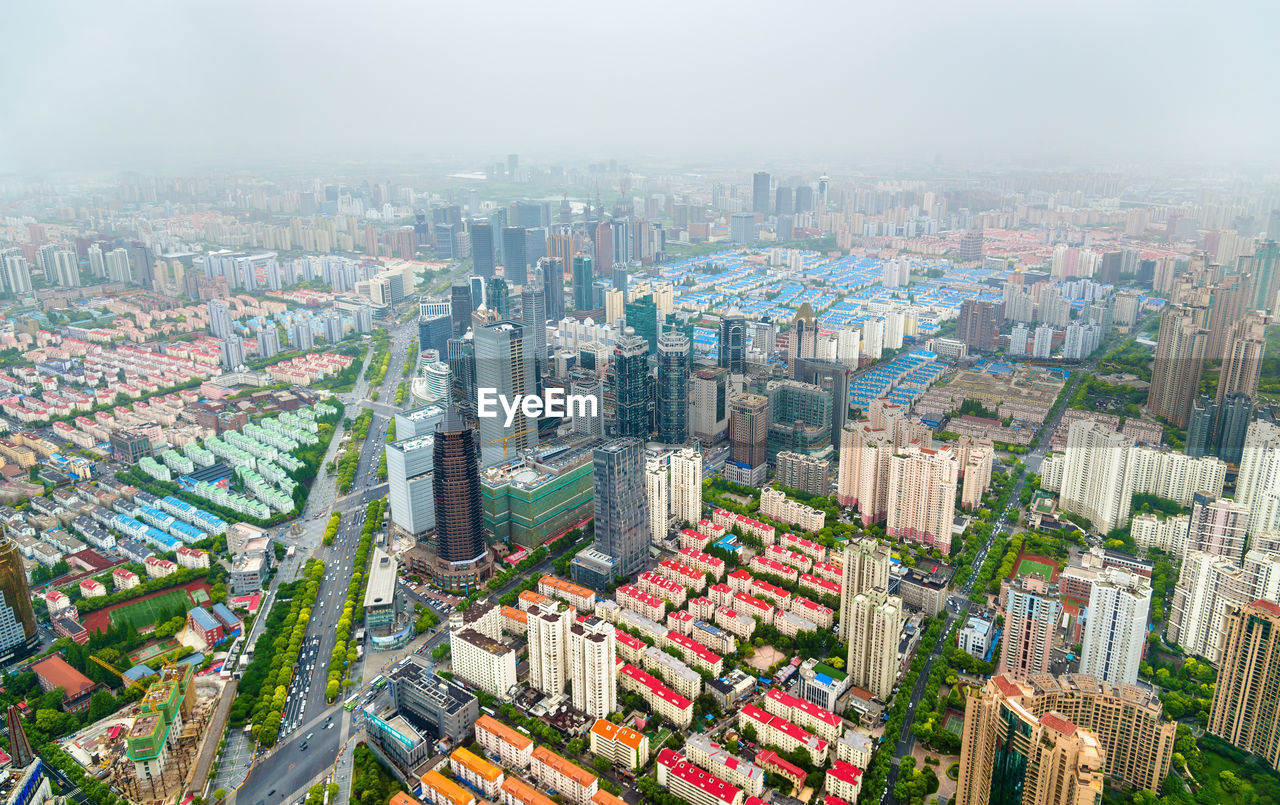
[727,393,770,486]
[957,299,1002,352]
[429,406,492,588]
[0,537,39,664]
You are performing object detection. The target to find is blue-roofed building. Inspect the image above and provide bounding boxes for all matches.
[168,521,205,544]
[122,664,156,685]
[210,602,242,634]
[186,607,224,648]
[142,526,180,551]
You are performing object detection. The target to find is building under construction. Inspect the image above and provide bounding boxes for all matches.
[117,665,209,804]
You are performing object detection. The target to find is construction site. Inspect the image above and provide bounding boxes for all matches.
[60,663,230,805]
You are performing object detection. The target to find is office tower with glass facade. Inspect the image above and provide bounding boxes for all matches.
[387,434,436,538]
[428,407,492,587]
[718,311,746,375]
[610,329,652,440]
[450,281,473,338]
[502,226,527,287]
[752,171,771,215]
[447,335,476,419]
[0,538,39,664]
[474,321,539,467]
[540,257,565,323]
[520,284,547,368]
[470,220,495,278]
[485,276,510,319]
[574,438,649,586]
[656,331,690,445]
[572,255,594,312]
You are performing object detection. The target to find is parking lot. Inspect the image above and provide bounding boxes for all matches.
[213,729,257,794]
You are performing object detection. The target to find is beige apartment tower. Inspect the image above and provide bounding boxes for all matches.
[1209,599,1280,771]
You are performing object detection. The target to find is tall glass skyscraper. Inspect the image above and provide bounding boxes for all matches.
[718,310,746,374]
[539,257,565,323]
[469,220,495,278]
[520,284,547,368]
[624,294,659,354]
[610,329,651,440]
[447,334,476,419]
[450,280,473,338]
[572,255,594,312]
[474,321,539,467]
[589,438,649,578]
[0,538,38,664]
[502,226,527,287]
[429,406,491,588]
[657,331,690,445]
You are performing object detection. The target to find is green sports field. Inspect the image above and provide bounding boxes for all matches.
[109,589,194,631]
[1014,557,1055,581]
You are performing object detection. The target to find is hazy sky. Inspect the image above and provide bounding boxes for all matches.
[2,0,1278,174]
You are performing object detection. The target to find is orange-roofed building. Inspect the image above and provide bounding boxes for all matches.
[449,746,504,798]
[518,589,550,611]
[501,776,557,805]
[531,745,598,804]
[591,792,628,805]
[588,717,650,770]
[476,714,534,770]
[420,768,476,805]
[389,793,422,805]
[501,605,529,635]
[538,576,597,612]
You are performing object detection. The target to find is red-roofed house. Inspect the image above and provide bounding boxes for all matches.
[726,568,754,594]
[756,749,806,791]
[825,761,864,803]
[655,749,745,805]
[657,558,708,592]
[738,703,828,764]
[681,527,714,551]
[667,609,694,635]
[732,592,774,625]
[678,547,725,580]
[709,583,735,607]
[665,631,725,675]
[112,567,140,591]
[688,596,717,620]
[32,655,101,713]
[764,688,843,741]
[615,630,646,664]
[618,664,692,728]
[618,585,665,622]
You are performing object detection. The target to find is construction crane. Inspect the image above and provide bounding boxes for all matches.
[90,654,152,693]
[486,427,535,461]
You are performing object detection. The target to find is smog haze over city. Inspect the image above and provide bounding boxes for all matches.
[3,0,1279,173]
[2,4,1280,805]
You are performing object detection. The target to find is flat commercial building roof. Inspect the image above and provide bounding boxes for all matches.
[364,546,398,610]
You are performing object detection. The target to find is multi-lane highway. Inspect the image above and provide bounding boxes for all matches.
[238,318,420,805]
